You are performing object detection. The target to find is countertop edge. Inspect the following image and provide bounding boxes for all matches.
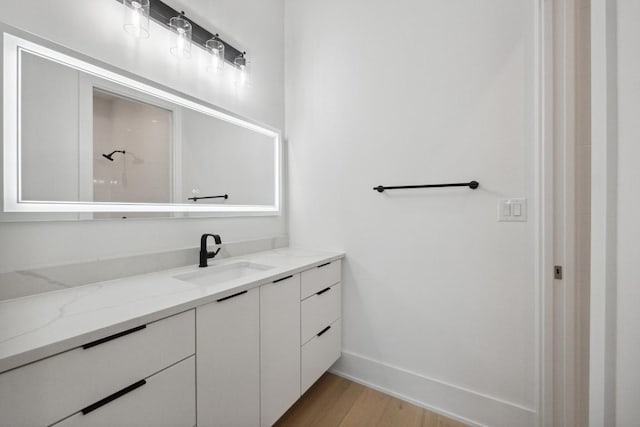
[0,250,345,374]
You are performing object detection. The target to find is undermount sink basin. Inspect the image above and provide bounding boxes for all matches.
[174,261,274,286]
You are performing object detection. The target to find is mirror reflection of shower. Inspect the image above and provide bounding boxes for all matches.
[93,88,171,204]
[98,149,146,187]
[102,150,126,161]
[101,150,144,164]
[128,151,145,164]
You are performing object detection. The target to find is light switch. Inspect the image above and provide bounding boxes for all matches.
[498,198,527,222]
[512,203,522,216]
[502,202,512,217]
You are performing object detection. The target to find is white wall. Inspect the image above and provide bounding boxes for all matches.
[0,0,285,272]
[286,1,538,425]
[590,0,640,425]
[614,1,640,423]
[589,0,640,425]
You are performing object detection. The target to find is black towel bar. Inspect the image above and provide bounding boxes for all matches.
[373,181,479,193]
[188,194,229,202]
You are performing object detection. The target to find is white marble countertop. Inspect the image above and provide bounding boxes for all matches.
[0,247,344,373]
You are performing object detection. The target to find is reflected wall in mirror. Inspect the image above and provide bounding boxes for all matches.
[3,32,281,216]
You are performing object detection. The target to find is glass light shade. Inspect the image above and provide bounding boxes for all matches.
[169,16,192,58]
[234,53,249,87]
[206,38,225,73]
[123,0,150,38]
[234,53,247,70]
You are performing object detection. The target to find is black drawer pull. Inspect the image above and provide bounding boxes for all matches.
[317,325,331,337]
[317,262,331,268]
[273,275,293,284]
[217,290,248,302]
[83,325,146,350]
[316,287,331,295]
[82,379,146,415]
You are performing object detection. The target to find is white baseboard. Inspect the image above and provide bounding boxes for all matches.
[330,351,536,427]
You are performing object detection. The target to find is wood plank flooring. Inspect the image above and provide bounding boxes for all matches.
[274,373,468,427]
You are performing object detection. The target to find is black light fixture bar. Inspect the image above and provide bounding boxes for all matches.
[373,181,480,193]
[120,0,245,66]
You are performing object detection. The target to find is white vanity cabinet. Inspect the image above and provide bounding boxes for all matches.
[52,356,196,427]
[260,274,302,427]
[0,310,195,427]
[196,287,260,427]
[0,255,343,427]
[194,260,342,426]
[301,282,342,345]
[300,261,342,393]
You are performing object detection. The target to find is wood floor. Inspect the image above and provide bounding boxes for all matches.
[274,373,468,427]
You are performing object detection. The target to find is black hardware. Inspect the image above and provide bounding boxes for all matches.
[216,290,248,302]
[200,234,222,268]
[316,287,331,296]
[188,194,228,202]
[102,150,126,162]
[317,326,331,337]
[82,379,146,415]
[317,262,331,268]
[83,325,146,350]
[373,181,480,193]
[116,0,245,67]
[273,275,293,284]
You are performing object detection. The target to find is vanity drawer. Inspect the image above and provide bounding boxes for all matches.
[52,355,195,427]
[301,318,341,393]
[301,283,341,345]
[0,309,195,427]
[300,259,341,299]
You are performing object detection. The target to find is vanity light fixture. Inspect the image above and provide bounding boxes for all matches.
[116,0,248,74]
[169,12,192,58]
[123,0,150,38]
[206,35,225,73]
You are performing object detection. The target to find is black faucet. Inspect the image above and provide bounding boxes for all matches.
[199,234,222,267]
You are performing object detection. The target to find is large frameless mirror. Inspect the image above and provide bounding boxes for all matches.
[2,32,281,219]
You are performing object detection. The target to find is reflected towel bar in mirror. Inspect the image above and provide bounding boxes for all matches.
[373,181,479,193]
[188,194,229,202]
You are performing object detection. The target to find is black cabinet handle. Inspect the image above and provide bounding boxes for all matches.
[83,325,146,350]
[316,287,331,296]
[317,325,331,337]
[273,275,293,284]
[81,380,146,415]
[317,262,331,268]
[217,290,248,302]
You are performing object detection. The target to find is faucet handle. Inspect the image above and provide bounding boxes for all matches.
[199,234,223,267]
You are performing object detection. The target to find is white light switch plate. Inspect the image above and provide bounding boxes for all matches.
[498,198,527,222]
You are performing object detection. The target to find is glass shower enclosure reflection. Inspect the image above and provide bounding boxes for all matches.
[92,89,172,204]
